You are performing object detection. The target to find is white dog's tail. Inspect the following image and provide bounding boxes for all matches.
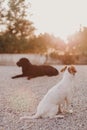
[20,113,40,120]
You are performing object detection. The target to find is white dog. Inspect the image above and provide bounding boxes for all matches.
[20,65,77,120]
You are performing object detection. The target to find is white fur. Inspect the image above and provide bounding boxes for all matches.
[20,66,76,120]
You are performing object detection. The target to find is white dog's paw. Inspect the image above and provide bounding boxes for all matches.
[57,114,64,118]
[68,109,73,114]
[63,109,73,114]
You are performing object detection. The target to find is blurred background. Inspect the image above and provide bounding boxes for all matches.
[0,0,87,65]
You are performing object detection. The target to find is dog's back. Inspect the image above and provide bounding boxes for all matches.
[36,65,59,76]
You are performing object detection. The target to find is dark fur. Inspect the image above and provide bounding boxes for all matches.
[12,58,59,79]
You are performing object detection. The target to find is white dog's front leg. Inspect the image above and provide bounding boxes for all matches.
[65,96,73,114]
[58,104,65,113]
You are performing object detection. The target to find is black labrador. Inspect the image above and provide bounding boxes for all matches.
[12,58,59,79]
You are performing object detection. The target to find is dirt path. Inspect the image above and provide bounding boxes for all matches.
[0,65,87,130]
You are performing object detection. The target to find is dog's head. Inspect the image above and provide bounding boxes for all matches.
[61,65,77,75]
[68,65,77,75]
[17,58,31,67]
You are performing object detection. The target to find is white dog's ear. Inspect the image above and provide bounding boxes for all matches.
[60,66,67,72]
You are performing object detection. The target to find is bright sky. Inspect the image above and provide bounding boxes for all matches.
[29,0,87,41]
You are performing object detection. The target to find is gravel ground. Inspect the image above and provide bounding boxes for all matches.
[0,65,87,130]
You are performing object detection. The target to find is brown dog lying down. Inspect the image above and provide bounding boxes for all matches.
[12,58,59,79]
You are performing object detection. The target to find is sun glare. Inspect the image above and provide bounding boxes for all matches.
[29,0,87,42]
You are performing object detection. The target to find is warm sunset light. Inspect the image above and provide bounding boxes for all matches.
[29,0,87,41]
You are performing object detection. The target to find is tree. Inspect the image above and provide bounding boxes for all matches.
[0,0,7,28]
[6,0,35,39]
[0,0,35,53]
